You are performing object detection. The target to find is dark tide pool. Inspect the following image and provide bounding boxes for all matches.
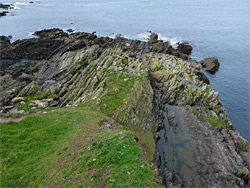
[157,104,200,187]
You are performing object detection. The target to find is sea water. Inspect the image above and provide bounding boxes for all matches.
[0,0,249,141]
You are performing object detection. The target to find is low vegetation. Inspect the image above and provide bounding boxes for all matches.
[0,106,157,187]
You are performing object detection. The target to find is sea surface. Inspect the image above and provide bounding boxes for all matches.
[0,0,249,141]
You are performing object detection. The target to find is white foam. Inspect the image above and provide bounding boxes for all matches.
[28,31,34,36]
[107,33,127,39]
[137,31,151,41]
[12,5,21,9]
[15,2,30,5]
[158,33,182,48]
[137,32,181,48]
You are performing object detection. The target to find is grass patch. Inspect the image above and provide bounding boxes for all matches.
[208,114,221,127]
[91,69,141,116]
[0,105,157,187]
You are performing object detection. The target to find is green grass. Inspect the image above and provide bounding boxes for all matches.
[90,69,141,116]
[0,113,24,118]
[208,114,221,127]
[0,105,157,187]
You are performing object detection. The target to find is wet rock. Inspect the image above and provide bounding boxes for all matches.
[0,11,8,17]
[0,3,13,10]
[67,29,74,33]
[177,43,193,55]
[199,57,220,73]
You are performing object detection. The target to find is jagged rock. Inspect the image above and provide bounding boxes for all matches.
[0,36,11,49]
[59,87,68,97]
[177,43,193,55]
[19,81,39,96]
[199,57,220,73]
[149,33,158,44]
[0,74,25,107]
[195,71,210,84]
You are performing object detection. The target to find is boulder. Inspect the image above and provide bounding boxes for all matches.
[11,97,25,104]
[199,57,220,73]
[177,43,193,55]
[67,29,74,33]
[37,101,48,108]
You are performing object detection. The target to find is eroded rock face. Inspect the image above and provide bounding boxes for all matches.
[199,57,220,73]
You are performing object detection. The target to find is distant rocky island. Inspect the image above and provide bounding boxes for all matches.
[0,28,249,187]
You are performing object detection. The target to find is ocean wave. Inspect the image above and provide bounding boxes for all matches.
[28,31,34,36]
[10,2,32,9]
[15,2,30,5]
[107,33,127,39]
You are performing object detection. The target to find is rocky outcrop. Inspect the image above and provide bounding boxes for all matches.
[0,29,248,187]
[0,11,8,17]
[0,3,13,10]
[0,3,14,17]
[199,57,220,73]
[177,42,193,55]
[0,36,11,49]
